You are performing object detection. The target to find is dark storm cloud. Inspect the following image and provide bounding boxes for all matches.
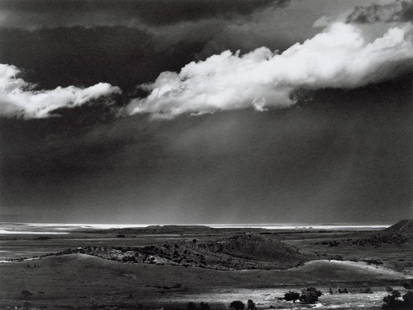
[0,0,295,93]
[0,0,290,28]
[0,0,411,224]
[0,26,186,90]
[0,1,297,119]
[346,0,413,24]
[0,0,296,91]
[1,73,411,223]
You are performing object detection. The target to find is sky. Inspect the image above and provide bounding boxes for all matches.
[0,0,412,223]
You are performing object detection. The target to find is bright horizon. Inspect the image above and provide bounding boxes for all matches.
[0,221,393,230]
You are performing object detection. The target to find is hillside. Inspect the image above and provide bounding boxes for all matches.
[44,233,311,270]
[313,220,413,249]
[199,234,308,264]
[385,219,413,235]
[1,253,409,310]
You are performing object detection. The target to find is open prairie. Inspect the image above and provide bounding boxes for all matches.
[1,221,412,309]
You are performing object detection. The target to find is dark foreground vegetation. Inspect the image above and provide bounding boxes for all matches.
[382,289,413,310]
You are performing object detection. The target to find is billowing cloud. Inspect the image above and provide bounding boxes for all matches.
[0,64,121,118]
[127,22,413,118]
[0,0,288,29]
[0,1,376,96]
[346,0,413,24]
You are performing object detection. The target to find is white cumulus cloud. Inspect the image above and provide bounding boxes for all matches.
[128,22,413,118]
[0,64,121,119]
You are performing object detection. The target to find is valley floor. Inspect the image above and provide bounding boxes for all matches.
[0,225,412,309]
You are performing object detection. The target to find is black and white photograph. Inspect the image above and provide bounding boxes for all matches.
[0,0,412,309]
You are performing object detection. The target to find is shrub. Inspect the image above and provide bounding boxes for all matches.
[230,300,245,310]
[403,291,413,306]
[247,299,256,310]
[200,302,210,310]
[300,287,322,304]
[382,290,413,310]
[284,291,300,303]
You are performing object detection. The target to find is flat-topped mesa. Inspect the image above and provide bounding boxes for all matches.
[76,224,218,235]
[385,219,413,235]
[142,225,215,233]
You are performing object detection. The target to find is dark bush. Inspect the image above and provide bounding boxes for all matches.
[403,291,413,306]
[284,291,300,302]
[187,302,197,310]
[338,288,349,294]
[300,287,322,304]
[200,302,210,310]
[382,290,413,310]
[230,300,245,310]
[328,240,339,247]
[35,236,51,240]
[247,299,256,310]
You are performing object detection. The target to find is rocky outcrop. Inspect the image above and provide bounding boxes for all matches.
[54,234,310,270]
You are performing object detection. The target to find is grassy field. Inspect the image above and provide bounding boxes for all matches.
[0,223,412,309]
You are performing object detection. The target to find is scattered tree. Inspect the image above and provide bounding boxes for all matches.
[403,291,413,306]
[230,300,245,310]
[247,299,256,310]
[299,287,322,304]
[338,288,349,294]
[284,291,300,303]
[382,290,413,310]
